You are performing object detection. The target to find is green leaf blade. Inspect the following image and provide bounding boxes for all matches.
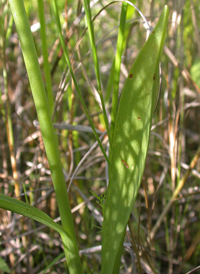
[101,6,169,274]
[0,194,82,274]
[0,257,11,273]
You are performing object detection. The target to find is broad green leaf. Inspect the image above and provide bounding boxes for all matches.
[0,257,11,273]
[102,6,169,274]
[0,194,82,274]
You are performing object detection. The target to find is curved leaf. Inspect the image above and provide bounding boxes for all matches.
[102,6,169,274]
[0,194,82,274]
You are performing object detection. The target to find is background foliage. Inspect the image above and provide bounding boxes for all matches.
[0,0,200,273]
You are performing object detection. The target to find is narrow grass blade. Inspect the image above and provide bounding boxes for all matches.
[101,6,169,274]
[110,1,128,146]
[37,0,54,115]
[41,252,65,274]
[0,194,82,274]
[52,0,109,163]
[83,0,110,142]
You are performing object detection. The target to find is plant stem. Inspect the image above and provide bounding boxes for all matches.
[52,0,109,164]
[8,0,83,272]
[37,0,54,115]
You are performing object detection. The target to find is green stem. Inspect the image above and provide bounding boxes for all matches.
[8,0,83,272]
[52,0,110,164]
[37,0,54,115]
[83,0,111,144]
[110,2,127,148]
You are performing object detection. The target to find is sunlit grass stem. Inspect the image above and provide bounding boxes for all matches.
[110,2,127,147]
[83,0,111,144]
[52,0,109,164]
[2,10,20,198]
[8,0,83,272]
[37,0,54,115]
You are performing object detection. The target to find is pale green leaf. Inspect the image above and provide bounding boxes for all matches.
[190,57,200,88]
[0,257,11,273]
[102,6,169,274]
